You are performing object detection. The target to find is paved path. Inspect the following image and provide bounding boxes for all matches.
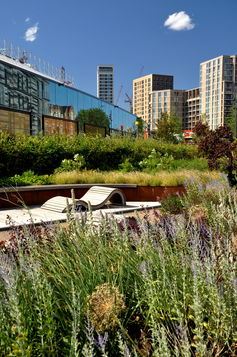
[0,201,161,241]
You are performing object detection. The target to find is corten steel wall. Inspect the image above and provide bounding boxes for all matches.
[0,184,186,208]
[0,107,31,134]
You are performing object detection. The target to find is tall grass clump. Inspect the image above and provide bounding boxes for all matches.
[50,169,226,187]
[0,184,236,355]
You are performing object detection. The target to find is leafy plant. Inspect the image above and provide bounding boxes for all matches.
[154,112,183,143]
[54,154,86,173]
[139,149,174,171]
[0,170,50,186]
[161,194,185,214]
[194,122,237,186]
[226,104,237,138]
[118,159,134,172]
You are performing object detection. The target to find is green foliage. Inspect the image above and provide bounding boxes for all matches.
[0,134,199,178]
[139,149,174,171]
[225,104,237,138]
[0,132,70,176]
[182,180,227,209]
[167,157,208,171]
[134,117,144,134]
[154,112,183,143]
[0,170,50,186]
[118,159,134,172]
[0,184,236,355]
[160,194,185,214]
[54,154,85,173]
[76,108,110,132]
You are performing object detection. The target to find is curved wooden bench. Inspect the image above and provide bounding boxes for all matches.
[41,186,126,213]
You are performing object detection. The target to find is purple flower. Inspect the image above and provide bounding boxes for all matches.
[96,332,108,352]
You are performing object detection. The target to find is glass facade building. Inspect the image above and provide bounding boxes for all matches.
[0,54,136,135]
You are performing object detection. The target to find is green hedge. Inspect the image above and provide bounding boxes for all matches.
[0,132,199,177]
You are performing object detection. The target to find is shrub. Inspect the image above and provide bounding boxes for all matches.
[161,194,185,214]
[139,149,174,171]
[54,154,85,173]
[0,134,200,177]
[0,170,50,186]
[118,159,135,172]
[194,122,237,186]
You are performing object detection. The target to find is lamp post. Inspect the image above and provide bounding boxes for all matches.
[135,120,139,137]
[147,118,151,138]
[109,111,112,135]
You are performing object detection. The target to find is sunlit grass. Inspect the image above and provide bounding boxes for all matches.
[50,169,226,186]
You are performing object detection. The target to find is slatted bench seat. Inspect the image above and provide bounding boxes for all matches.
[40,186,126,213]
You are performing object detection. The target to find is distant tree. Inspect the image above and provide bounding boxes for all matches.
[135,117,144,135]
[194,121,237,187]
[225,104,237,138]
[154,112,183,143]
[76,108,110,132]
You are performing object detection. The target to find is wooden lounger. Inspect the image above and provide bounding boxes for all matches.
[41,186,126,213]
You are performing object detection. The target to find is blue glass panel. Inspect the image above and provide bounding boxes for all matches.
[47,81,136,129]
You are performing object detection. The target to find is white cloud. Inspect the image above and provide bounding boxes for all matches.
[24,23,39,42]
[25,17,30,23]
[164,11,195,31]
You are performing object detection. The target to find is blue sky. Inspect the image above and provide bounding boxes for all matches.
[0,0,236,109]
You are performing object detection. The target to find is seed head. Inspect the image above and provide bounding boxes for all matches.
[87,283,125,332]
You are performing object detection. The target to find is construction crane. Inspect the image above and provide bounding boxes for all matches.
[125,93,133,113]
[115,84,123,106]
[124,66,144,113]
[138,65,144,77]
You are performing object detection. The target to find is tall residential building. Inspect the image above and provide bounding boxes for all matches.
[97,65,114,104]
[184,87,200,129]
[133,74,173,128]
[200,55,237,130]
[151,89,185,130]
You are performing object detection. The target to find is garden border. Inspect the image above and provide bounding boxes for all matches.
[0,184,186,209]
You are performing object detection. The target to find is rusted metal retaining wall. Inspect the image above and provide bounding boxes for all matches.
[0,184,186,209]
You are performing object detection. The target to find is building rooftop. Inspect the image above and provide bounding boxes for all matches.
[0,52,134,117]
[133,73,173,81]
[0,53,73,87]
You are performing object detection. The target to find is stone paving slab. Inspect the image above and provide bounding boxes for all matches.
[0,207,67,231]
[98,201,161,214]
[0,201,161,231]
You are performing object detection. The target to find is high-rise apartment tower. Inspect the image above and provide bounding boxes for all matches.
[200,55,237,130]
[151,89,185,130]
[97,65,114,104]
[184,87,200,130]
[133,74,173,129]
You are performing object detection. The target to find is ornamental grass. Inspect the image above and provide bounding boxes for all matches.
[0,183,236,356]
[50,169,226,187]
